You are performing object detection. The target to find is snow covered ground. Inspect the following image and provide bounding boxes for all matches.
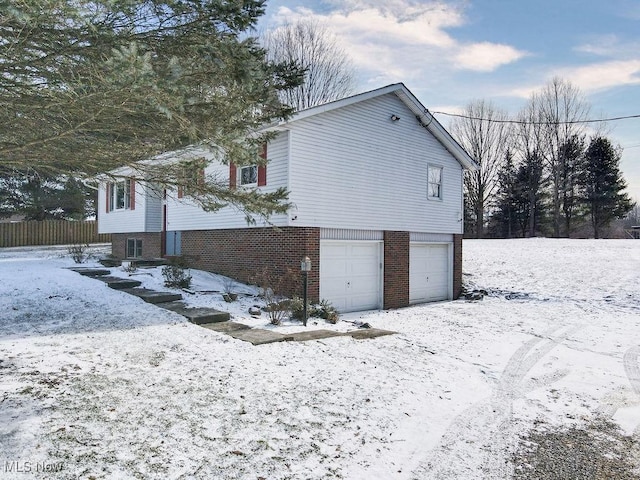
[0,239,639,479]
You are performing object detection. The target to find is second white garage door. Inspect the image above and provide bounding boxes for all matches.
[410,243,451,304]
[320,241,382,313]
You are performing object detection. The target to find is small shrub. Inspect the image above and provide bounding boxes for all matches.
[68,243,89,264]
[251,267,294,325]
[222,276,236,294]
[290,297,339,324]
[314,299,340,324]
[122,261,138,273]
[162,256,192,289]
[289,296,311,320]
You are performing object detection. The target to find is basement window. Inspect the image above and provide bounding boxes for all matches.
[126,238,142,258]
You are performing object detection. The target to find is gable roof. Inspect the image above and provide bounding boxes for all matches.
[268,83,479,171]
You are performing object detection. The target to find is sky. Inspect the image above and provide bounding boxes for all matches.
[260,0,640,202]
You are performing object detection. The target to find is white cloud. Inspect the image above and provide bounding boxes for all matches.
[271,1,527,81]
[454,42,528,72]
[560,60,640,92]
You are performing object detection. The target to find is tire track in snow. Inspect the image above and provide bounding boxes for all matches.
[595,346,640,437]
[623,346,640,437]
[411,325,580,480]
[624,347,640,396]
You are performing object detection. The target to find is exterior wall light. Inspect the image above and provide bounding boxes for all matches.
[391,114,401,121]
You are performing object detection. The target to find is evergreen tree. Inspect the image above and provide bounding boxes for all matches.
[491,151,519,238]
[491,150,546,238]
[583,137,633,238]
[0,171,95,220]
[1,0,303,222]
[517,152,547,237]
[558,135,586,236]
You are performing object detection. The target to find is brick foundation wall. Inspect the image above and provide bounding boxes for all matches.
[112,232,162,260]
[383,231,410,309]
[453,234,463,299]
[182,227,320,301]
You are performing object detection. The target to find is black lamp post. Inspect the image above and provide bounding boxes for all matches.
[300,256,311,326]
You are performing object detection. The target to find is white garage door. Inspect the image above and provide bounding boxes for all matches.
[320,241,382,313]
[410,243,451,304]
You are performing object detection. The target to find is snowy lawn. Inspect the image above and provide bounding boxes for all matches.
[1,239,639,479]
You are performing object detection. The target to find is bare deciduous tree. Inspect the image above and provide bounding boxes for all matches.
[451,100,511,238]
[263,19,356,111]
[531,77,591,237]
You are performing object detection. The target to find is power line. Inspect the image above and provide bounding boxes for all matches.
[430,110,640,125]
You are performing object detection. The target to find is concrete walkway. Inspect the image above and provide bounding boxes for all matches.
[68,267,395,345]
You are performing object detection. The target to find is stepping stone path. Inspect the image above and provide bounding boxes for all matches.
[122,288,183,305]
[68,267,395,345]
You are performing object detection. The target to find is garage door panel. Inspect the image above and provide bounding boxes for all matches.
[320,241,381,313]
[410,243,451,304]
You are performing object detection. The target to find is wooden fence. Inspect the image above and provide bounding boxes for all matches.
[0,220,111,247]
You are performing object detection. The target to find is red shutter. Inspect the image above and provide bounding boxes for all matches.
[257,143,267,186]
[198,168,205,187]
[105,183,110,213]
[257,166,266,186]
[229,163,237,189]
[129,178,136,210]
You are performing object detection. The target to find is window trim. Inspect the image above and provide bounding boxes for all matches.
[126,238,142,258]
[107,178,133,211]
[427,164,444,201]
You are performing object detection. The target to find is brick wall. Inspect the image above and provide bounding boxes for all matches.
[112,232,162,260]
[182,227,320,301]
[383,231,410,309]
[453,234,463,299]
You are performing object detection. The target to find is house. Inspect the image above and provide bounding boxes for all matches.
[98,83,478,312]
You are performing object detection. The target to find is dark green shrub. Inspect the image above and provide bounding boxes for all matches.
[162,256,192,288]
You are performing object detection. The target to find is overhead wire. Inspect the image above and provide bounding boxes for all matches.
[429,110,640,126]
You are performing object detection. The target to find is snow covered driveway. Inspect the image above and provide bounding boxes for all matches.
[1,239,639,479]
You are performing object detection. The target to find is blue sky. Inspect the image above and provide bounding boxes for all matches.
[260,0,640,201]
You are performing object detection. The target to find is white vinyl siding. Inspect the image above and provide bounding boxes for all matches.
[287,93,464,234]
[145,183,163,232]
[98,178,149,234]
[166,132,290,231]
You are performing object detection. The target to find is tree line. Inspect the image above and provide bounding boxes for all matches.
[451,78,634,239]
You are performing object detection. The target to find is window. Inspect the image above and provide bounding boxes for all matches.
[230,143,267,188]
[107,178,134,211]
[126,238,142,258]
[240,165,258,186]
[428,165,443,200]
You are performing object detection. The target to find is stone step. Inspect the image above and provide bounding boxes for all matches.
[201,321,251,333]
[155,302,229,324]
[67,267,111,277]
[97,276,143,289]
[121,288,182,304]
[99,258,122,268]
[290,329,345,342]
[226,329,294,345]
[130,258,167,267]
[346,328,396,340]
